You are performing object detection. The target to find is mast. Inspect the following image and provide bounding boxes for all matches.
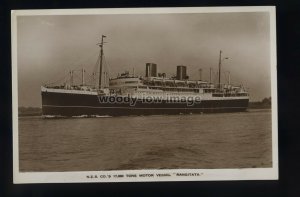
[92,72,95,85]
[198,68,202,81]
[103,72,106,87]
[70,70,74,86]
[218,50,228,89]
[81,68,85,86]
[209,67,212,84]
[104,72,108,88]
[218,50,222,89]
[98,35,106,89]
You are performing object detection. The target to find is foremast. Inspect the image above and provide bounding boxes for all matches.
[218,50,229,91]
[97,35,106,89]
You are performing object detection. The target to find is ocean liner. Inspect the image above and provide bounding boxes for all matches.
[41,35,249,117]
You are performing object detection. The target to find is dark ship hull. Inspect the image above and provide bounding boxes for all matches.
[42,91,249,117]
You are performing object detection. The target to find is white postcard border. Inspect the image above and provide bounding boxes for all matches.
[12,6,278,184]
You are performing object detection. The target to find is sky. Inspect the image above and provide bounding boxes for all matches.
[17,11,272,107]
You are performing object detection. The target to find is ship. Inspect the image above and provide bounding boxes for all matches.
[41,35,249,117]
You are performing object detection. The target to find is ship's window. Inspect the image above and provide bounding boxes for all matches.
[125,81,137,84]
[212,93,224,97]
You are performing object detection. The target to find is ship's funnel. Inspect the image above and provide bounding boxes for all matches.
[176,65,187,80]
[145,63,157,77]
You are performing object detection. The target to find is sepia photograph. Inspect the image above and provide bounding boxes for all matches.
[12,7,278,183]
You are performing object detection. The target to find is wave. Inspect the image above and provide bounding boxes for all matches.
[91,115,112,118]
[42,115,67,119]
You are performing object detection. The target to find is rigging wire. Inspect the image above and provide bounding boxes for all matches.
[44,48,99,86]
[103,55,110,77]
[44,72,69,86]
[92,51,101,87]
[71,71,82,84]
[66,49,99,73]
[43,39,113,88]
[85,72,97,86]
[103,55,110,86]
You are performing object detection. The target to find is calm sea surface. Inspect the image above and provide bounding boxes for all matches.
[19,109,272,172]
